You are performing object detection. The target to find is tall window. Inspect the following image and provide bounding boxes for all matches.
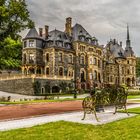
[59,52,63,62]
[68,54,73,63]
[29,54,34,63]
[46,53,49,62]
[89,57,93,64]
[93,70,97,80]
[59,67,63,76]
[46,67,50,75]
[29,40,35,47]
[80,55,85,64]
[93,58,97,65]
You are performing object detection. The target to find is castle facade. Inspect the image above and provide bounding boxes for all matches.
[22,17,136,93]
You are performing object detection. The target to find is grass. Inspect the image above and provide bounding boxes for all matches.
[0,116,140,140]
[0,98,83,105]
[121,107,140,114]
[127,95,140,99]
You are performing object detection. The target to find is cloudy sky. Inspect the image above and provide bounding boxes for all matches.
[24,0,140,56]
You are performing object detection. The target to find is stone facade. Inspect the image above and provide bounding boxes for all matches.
[22,17,136,92]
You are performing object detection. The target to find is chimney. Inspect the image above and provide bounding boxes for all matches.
[45,25,49,39]
[65,17,72,36]
[120,41,122,47]
[39,28,43,37]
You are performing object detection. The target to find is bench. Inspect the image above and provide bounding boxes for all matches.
[82,86,129,121]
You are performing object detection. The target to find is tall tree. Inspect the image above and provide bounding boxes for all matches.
[0,0,34,42]
[0,37,22,69]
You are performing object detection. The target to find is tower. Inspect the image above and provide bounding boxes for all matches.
[126,24,131,48]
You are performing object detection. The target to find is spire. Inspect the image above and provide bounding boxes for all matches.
[126,24,131,48]
[127,24,130,40]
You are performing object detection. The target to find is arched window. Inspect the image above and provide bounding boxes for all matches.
[59,67,63,76]
[46,53,49,62]
[80,55,85,64]
[46,67,49,75]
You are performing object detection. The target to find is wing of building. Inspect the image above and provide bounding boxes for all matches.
[22,18,136,93]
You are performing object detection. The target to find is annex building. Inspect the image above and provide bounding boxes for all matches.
[22,17,136,93]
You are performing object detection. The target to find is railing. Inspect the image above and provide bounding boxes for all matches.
[0,74,73,81]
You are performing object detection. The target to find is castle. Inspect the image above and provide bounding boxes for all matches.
[22,17,136,93]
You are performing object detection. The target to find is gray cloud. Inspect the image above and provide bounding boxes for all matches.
[24,0,140,56]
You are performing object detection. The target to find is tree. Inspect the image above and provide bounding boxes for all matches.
[0,0,34,42]
[136,57,140,77]
[0,37,22,69]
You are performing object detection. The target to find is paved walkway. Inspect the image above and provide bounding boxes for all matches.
[0,103,140,131]
[0,91,88,101]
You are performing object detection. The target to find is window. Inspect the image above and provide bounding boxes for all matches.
[46,67,49,75]
[58,52,63,62]
[68,55,73,63]
[29,40,35,47]
[59,67,63,76]
[46,53,49,62]
[89,73,93,80]
[127,69,130,74]
[80,56,85,64]
[29,54,34,63]
[89,57,93,64]
[93,71,97,80]
[122,67,124,74]
[24,41,27,48]
[68,70,73,77]
[93,58,97,65]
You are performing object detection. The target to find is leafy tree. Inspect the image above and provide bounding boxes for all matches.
[0,0,34,42]
[0,37,22,69]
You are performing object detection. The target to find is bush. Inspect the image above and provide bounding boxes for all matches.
[33,81,41,95]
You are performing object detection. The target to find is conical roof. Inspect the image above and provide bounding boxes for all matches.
[24,28,43,39]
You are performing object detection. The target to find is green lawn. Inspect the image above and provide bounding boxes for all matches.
[0,108,140,140]
[127,95,140,99]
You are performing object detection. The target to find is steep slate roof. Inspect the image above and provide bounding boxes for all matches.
[24,28,43,40]
[72,23,92,41]
[124,47,135,57]
[47,29,72,43]
[105,40,125,58]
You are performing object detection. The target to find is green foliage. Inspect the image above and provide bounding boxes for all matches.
[45,82,50,94]
[33,81,41,95]
[0,37,22,69]
[128,91,140,96]
[59,82,68,93]
[136,57,140,77]
[0,0,34,41]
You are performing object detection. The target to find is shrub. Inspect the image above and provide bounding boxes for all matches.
[128,91,140,95]
[33,81,41,95]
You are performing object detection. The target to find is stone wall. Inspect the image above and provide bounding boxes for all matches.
[0,78,34,95]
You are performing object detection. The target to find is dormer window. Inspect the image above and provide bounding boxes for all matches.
[29,40,35,47]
